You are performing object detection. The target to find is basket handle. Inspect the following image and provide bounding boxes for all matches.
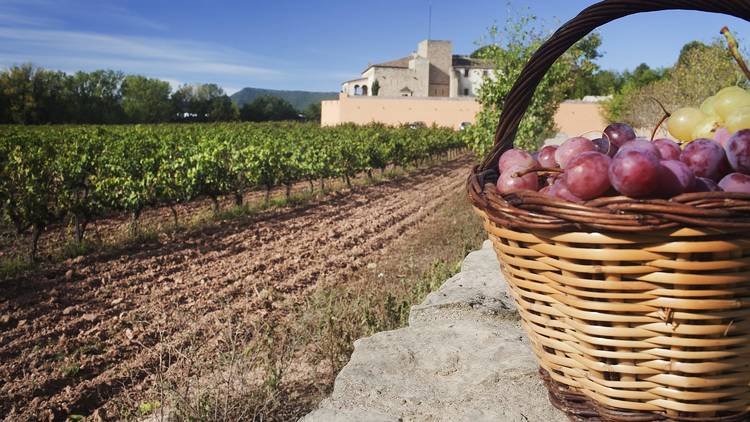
[480,0,750,171]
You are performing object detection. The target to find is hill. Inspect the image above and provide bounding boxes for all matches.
[231,87,338,111]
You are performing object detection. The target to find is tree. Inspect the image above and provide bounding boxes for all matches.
[564,33,603,99]
[0,83,7,123]
[170,84,194,120]
[121,75,172,123]
[240,96,299,122]
[462,15,602,154]
[170,83,229,121]
[678,41,710,66]
[604,40,746,126]
[303,101,322,121]
[208,95,239,121]
[0,64,38,124]
[69,70,124,123]
[372,79,381,96]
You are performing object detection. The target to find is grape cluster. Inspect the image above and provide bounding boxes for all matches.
[496,121,750,202]
[669,86,750,143]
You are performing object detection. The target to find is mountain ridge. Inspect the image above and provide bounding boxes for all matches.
[231,87,338,111]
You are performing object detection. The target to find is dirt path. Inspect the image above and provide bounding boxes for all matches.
[0,155,473,421]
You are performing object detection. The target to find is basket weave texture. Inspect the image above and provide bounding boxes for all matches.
[467,1,750,420]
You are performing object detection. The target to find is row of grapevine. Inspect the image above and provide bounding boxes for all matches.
[0,122,463,259]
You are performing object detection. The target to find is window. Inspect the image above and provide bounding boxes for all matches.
[483,70,489,77]
[463,68,469,77]
[463,88,469,96]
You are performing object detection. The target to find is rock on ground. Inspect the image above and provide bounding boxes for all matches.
[301,240,567,422]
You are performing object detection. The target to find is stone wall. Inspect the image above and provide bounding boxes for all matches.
[320,94,480,129]
[301,240,566,422]
[321,95,606,134]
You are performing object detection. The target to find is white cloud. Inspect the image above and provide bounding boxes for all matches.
[0,27,282,78]
[0,11,59,27]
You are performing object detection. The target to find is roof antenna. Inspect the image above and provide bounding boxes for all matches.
[428,2,432,41]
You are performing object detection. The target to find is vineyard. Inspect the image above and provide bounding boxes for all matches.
[0,122,463,259]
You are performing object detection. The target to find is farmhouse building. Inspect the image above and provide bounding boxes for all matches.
[322,39,607,134]
[340,40,493,99]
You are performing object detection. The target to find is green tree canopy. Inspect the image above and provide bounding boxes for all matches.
[463,15,603,154]
[303,101,322,121]
[604,39,746,126]
[121,75,172,123]
[68,69,124,123]
[240,96,299,122]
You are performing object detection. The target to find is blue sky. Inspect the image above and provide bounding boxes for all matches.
[0,0,747,95]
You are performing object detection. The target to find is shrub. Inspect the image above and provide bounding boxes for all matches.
[604,40,747,127]
[463,15,601,155]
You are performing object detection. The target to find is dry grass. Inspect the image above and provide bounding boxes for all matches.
[119,183,485,421]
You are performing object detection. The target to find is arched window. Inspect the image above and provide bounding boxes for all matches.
[354,85,360,96]
[361,85,368,96]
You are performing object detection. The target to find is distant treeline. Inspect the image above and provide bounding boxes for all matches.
[0,64,316,125]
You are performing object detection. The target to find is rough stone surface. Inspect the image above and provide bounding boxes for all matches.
[301,240,566,422]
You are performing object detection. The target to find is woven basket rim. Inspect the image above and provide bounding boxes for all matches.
[470,0,750,233]
[468,167,750,233]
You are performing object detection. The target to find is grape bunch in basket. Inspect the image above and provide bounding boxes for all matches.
[496,84,750,202]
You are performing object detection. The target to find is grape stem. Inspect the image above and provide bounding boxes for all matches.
[649,97,671,141]
[513,166,563,177]
[721,26,750,81]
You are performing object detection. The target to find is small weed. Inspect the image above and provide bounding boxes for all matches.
[0,256,35,279]
[61,362,81,377]
[138,400,161,416]
[74,343,102,357]
[59,239,96,260]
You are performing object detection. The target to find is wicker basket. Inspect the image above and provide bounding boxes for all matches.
[467,1,750,421]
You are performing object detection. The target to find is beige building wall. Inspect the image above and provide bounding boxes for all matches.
[552,101,607,137]
[321,94,479,129]
[322,95,606,134]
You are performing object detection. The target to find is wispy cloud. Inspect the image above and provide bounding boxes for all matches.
[0,0,166,31]
[93,4,168,31]
[0,11,58,27]
[0,27,282,78]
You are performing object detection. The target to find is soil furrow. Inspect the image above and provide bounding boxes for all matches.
[0,156,473,421]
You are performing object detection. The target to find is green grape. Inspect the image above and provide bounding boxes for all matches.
[714,89,750,120]
[715,86,747,97]
[700,96,718,116]
[668,107,706,142]
[691,114,723,140]
[725,105,750,133]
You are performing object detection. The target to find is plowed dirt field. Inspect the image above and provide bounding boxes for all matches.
[0,155,473,421]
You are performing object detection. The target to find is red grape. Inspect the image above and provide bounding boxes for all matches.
[604,123,636,148]
[592,137,617,156]
[539,185,552,195]
[680,139,731,181]
[694,177,722,192]
[725,129,750,173]
[564,151,612,200]
[718,172,750,193]
[555,137,595,169]
[609,149,661,197]
[658,159,695,197]
[538,145,559,168]
[498,149,536,173]
[715,127,732,148]
[547,180,583,202]
[496,164,539,193]
[653,138,681,160]
[619,138,661,158]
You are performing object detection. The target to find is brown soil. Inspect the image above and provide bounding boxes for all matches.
[0,155,474,421]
